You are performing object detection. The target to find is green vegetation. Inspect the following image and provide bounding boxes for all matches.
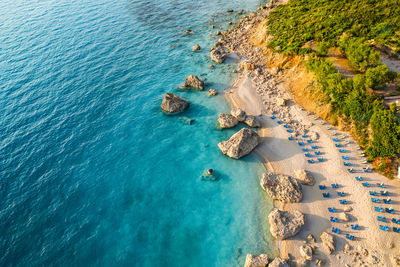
[266,0,400,162]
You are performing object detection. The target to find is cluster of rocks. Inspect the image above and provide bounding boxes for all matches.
[268,208,304,240]
[218,128,260,159]
[260,173,303,203]
[244,254,289,267]
[217,108,261,129]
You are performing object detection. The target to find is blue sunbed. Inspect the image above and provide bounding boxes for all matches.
[371,198,380,203]
[346,234,354,240]
[369,191,377,196]
[330,217,338,222]
[288,135,294,140]
[337,192,345,197]
[344,162,351,166]
[335,143,342,147]
[323,193,330,198]
[375,207,384,212]
[307,139,313,143]
[339,200,347,204]
[318,158,325,162]
[319,185,327,190]
[339,149,345,153]
[385,208,394,214]
[380,225,389,231]
[328,207,336,212]
[363,167,371,173]
[342,155,349,160]
[333,137,339,142]
[287,129,293,133]
[277,120,283,124]
[308,159,315,164]
[392,218,400,224]
[331,183,339,188]
[302,147,309,152]
[394,227,400,233]
[270,115,276,120]
[332,227,340,234]
[377,216,387,222]
[351,224,359,230]
[311,145,318,149]
[298,141,305,146]
[356,176,363,181]
[347,168,353,173]
[315,151,321,155]
[383,199,392,204]
[362,182,370,187]
[284,124,289,128]
[305,153,312,157]
[381,191,389,196]
[377,183,385,188]
[302,134,307,138]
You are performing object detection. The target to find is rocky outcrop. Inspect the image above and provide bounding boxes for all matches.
[268,209,305,240]
[184,75,205,90]
[208,89,218,96]
[244,254,269,267]
[218,128,260,159]
[260,173,303,203]
[193,44,201,51]
[210,48,227,63]
[231,108,247,122]
[161,93,189,113]
[320,232,335,254]
[218,113,239,128]
[300,244,313,261]
[269,257,289,267]
[293,169,315,186]
[240,61,255,72]
[276,97,286,106]
[338,212,349,222]
[244,115,261,128]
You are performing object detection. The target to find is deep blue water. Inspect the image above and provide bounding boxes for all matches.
[0,0,275,266]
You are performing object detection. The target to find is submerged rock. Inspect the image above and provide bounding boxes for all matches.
[193,44,201,51]
[293,169,315,186]
[178,116,194,125]
[260,173,303,203]
[320,232,335,254]
[218,128,260,159]
[210,48,227,64]
[218,113,238,129]
[184,74,205,90]
[161,93,189,113]
[244,254,269,267]
[268,208,305,240]
[208,89,218,96]
[244,115,261,128]
[231,108,247,122]
[269,257,289,267]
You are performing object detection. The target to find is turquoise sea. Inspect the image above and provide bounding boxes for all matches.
[0,0,275,266]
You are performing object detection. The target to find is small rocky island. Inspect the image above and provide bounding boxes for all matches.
[218,128,260,159]
[161,93,189,113]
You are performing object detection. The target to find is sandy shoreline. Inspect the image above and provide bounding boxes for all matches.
[224,70,400,266]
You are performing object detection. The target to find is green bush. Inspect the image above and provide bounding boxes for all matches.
[338,37,380,72]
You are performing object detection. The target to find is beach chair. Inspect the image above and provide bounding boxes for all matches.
[302,147,309,152]
[318,158,325,162]
[277,120,283,124]
[385,208,394,214]
[307,159,315,164]
[374,207,384,212]
[345,139,350,144]
[355,176,363,181]
[337,192,345,197]
[302,134,308,138]
[330,217,338,222]
[351,224,359,230]
[270,115,276,120]
[392,218,400,224]
[342,155,349,160]
[307,139,313,144]
[286,129,293,133]
[344,162,351,166]
[284,124,289,128]
[319,185,327,190]
[361,159,367,164]
[315,151,321,155]
[313,115,317,119]
[305,153,312,158]
[369,191,377,196]
[328,207,336,212]
[288,135,294,141]
[394,227,400,233]
[335,143,342,148]
[327,125,331,129]
[377,183,385,188]
[339,149,345,153]
[346,234,355,240]
[347,168,353,173]
[306,111,310,115]
[331,183,339,188]
[362,182,370,187]
[381,191,389,196]
[320,120,324,125]
[323,193,330,198]
[379,225,389,231]
[311,145,317,149]
[363,167,371,173]
[339,200,347,205]
[331,227,340,234]
[371,198,380,203]
[377,216,387,222]
[383,199,392,204]
[298,141,305,146]
[333,137,339,142]
[356,145,360,150]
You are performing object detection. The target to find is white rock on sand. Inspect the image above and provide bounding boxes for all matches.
[231,107,247,121]
[218,128,260,159]
[244,115,261,128]
[260,173,303,203]
[268,257,289,267]
[217,113,238,128]
[320,232,335,254]
[244,254,269,267]
[299,244,313,261]
[268,208,305,240]
[293,169,315,186]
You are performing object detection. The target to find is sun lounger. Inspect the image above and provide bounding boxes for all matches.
[369,191,377,196]
[363,167,371,173]
[335,143,342,147]
[277,120,283,124]
[333,137,339,142]
[311,145,317,149]
[270,115,276,119]
[392,218,400,224]
[305,153,312,157]
[375,207,384,212]
[288,135,294,140]
[302,134,308,138]
[330,217,338,222]
[331,183,339,188]
[331,227,340,234]
[345,139,350,144]
[327,125,331,129]
[371,198,380,203]
[339,200,347,204]
[344,162,351,166]
[346,234,355,240]
[351,224,359,230]
[313,115,317,119]
[318,158,325,162]
[339,149,345,153]
[377,183,385,188]
[377,216,387,222]
[383,199,392,204]
[379,225,389,231]
[302,147,309,152]
[284,124,289,128]
[307,139,313,144]
[385,208,394,214]
[347,168,353,173]
[342,155,349,160]
[319,185,327,190]
[320,120,324,124]
[298,141,305,146]
[381,191,389,196]
[323,193,330,198]
[286,129,293,133]
[307,159,315,164]
[356,145,360,150]
[337,192,345,197]
[361,159,367,164]
[315,151,321,155]
[394,227,400,233]
[362,182,370,187]
[355,176,363,181]
[328,207,336,212]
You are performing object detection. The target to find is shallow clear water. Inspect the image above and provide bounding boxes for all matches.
[0,0,275,266]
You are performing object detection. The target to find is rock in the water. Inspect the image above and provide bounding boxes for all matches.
[293,169,315,186]
[244,115,261,128]
[338,212,349,222]
[307,234,315,243]
[300,244,313,261]
[161,93,189,113]
[184,74,205,90]
[231,108,247,121]
[320,232,335,254]
[269,257,289,267]
[244,254,269,267]
[193,44,201,51]
[210,48,227,63]
[208,89,218,96]
[184,29,193,34]
[209,64,215,69]
[216,30,222,35]
[218,113,238,129]
[268,208,305,240]
[227,9,234,12]
[218,128,260,159]
[277,97,286,106]
[260,173,303,203]
[179,116,194,125]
